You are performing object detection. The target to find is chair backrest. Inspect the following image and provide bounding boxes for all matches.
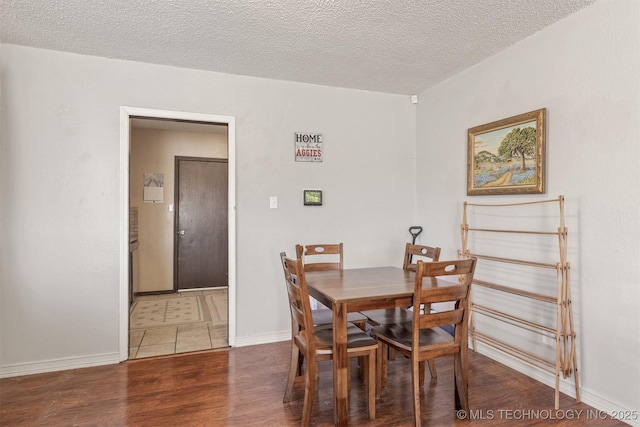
[412,258,477,347]
[295,243,343,272]
[403,243,441,271]
[280,252,316,351]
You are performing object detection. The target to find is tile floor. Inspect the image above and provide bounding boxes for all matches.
[129,288,228,359]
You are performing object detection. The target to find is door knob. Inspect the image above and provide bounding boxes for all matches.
[178,230,186,235]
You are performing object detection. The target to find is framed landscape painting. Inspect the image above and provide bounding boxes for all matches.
[467,108,546,196]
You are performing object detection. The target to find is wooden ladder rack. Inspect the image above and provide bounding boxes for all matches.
[460,195,579,409]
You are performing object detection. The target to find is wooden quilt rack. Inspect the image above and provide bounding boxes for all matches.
[460,195,579,409]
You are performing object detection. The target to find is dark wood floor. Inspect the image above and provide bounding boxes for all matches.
[0,340,623,426]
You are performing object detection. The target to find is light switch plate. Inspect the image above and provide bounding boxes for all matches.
[270,196,278,209]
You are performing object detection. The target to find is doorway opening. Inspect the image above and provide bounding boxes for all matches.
[119,107,236,361]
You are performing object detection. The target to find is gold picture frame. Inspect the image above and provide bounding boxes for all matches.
[467,108,546,196]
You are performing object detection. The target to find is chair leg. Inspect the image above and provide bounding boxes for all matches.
[419,361,425,387]
[388,347,397,360]
[411,357,422,427]
[376,342,384,398]
[367,348,376,420]
[302,359,317,427]
[360,355,369,387]
[358,356,366,380]
[381,343,388,388]
[355,320,366,372]
[454,353,469,413]
[296,350,304,376]
[284,342,300,403]
[428,359,437,379]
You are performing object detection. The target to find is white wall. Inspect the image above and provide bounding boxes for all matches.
[416,0,639,418]
[0,45,416,374]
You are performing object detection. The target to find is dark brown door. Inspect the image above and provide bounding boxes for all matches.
[174,157,228,290]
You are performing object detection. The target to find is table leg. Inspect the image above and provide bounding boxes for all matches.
[333,302,348,426]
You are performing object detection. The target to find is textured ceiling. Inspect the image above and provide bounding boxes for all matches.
[1,0,597,95]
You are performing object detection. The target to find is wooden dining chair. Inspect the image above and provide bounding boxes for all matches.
[402,242,442,272]
[280,254,378,425]
[360,243,441,376]
[295,243,344,271]
[372,258,477,427]
[295,243,368,330]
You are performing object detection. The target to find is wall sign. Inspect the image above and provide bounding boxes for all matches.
[295,132,323,162]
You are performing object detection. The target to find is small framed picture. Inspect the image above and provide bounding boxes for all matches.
[303,189,323,206]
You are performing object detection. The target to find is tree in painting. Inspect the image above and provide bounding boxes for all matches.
[497,126,536,171]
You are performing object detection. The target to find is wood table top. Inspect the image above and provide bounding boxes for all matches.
[306,266,462,307]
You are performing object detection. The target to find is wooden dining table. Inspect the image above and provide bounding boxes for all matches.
[305,266,465,426]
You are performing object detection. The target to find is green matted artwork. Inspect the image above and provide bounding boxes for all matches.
[303,189,323,206]
[467,108,546,196]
